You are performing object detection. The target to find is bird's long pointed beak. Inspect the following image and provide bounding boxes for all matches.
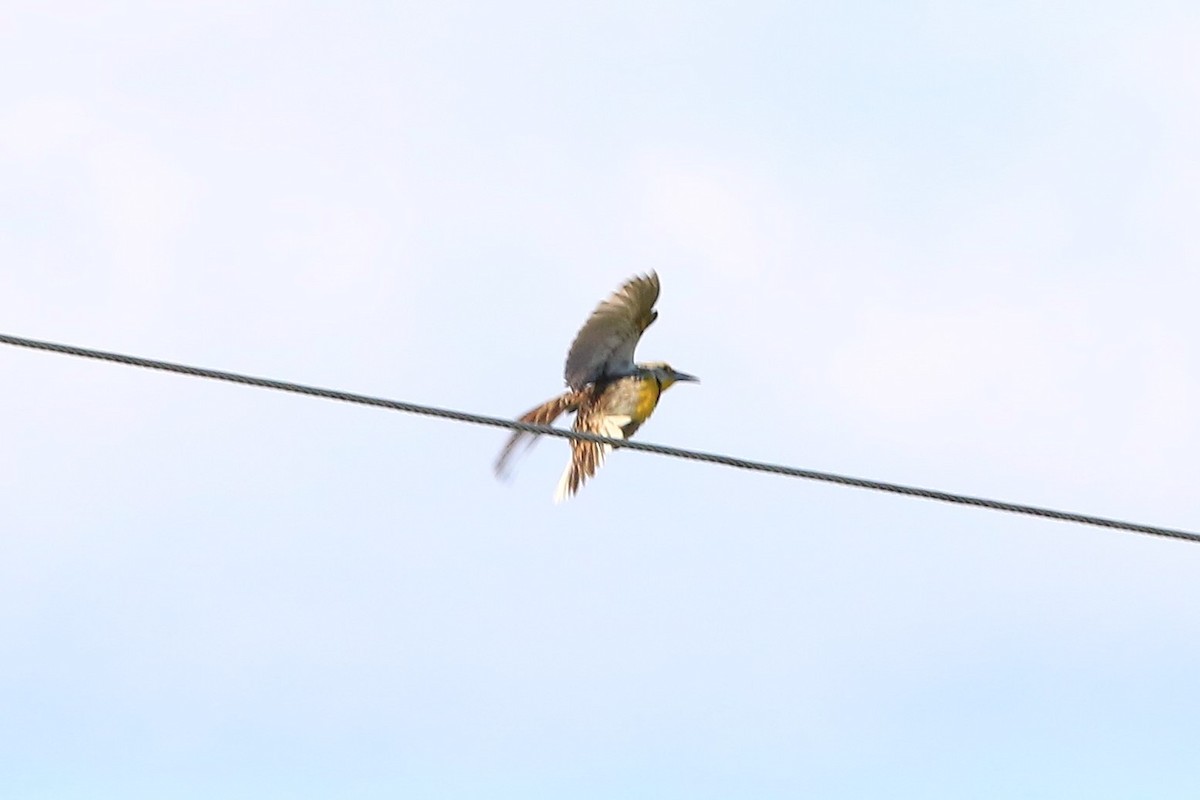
[674,371,699,383]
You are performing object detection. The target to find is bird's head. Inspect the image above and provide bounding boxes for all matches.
[641,362,699,390]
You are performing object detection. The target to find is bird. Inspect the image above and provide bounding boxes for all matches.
[495,272,697,501]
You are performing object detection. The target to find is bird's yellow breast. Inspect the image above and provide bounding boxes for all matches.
[592,374,663,436]
[631,376,661,424]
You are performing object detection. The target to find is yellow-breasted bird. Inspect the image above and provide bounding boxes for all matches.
[495,272,697,501]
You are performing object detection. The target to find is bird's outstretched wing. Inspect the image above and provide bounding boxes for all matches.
[563,272,660,391]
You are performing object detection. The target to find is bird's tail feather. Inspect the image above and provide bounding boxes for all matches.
[553,413,627,503]
[494,392,580,480]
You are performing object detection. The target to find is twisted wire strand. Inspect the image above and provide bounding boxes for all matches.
[2,332,1196,544]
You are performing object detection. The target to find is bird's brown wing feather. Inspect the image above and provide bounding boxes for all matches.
[553,388,633,502]
[494,391,580,479]
[556,419,607,501]
[563,272,660,390]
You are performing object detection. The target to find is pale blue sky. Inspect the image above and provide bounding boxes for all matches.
[2,2,1199,798]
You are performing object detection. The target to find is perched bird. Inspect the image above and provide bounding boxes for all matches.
[495,272,697,501]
